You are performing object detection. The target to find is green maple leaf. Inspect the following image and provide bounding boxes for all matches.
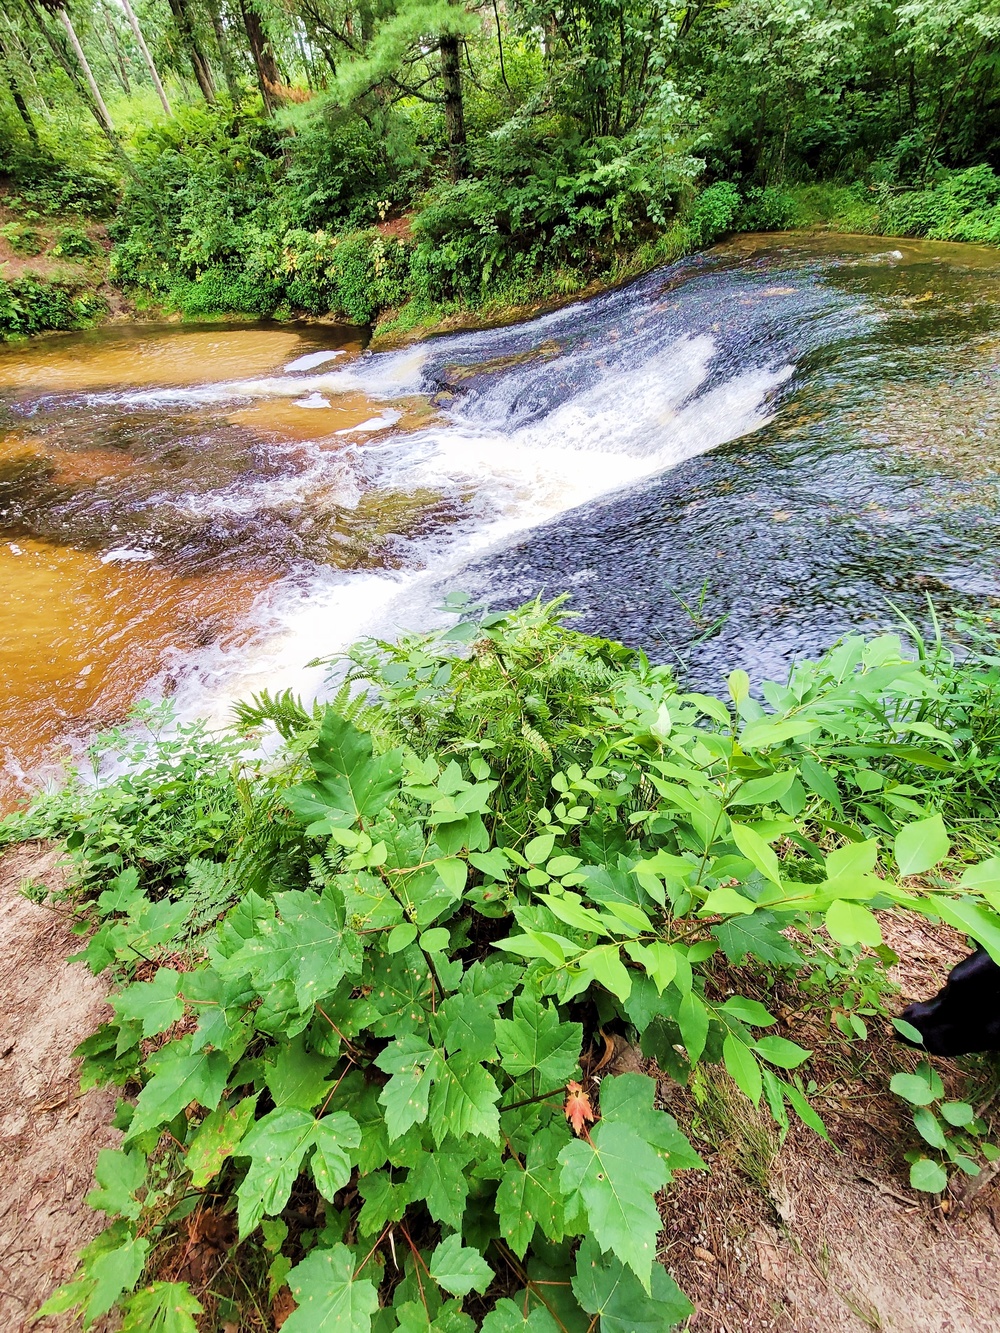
[711,911,801,965]
[265,1033,336,1110]
[599,1074,705,1174]
[495,993,582,1088]
[121,1281,202,1333]
[285,1245,380,1333]
[311,1112,362,1199]
[495,1144,565,1258]
[480,1299,562,1332]
[376,1033,442,1139]
[110,968,183,1038]
[223,885,362,1011]
[368,945,434,1038]
[182,968,251,1059]
[329,1074,390,1173]
[341,869,405,930]
[572,1236,693,1332]
[429,1050,501,1145]
[429,1234,493,1297]
[285,709,403,828]
[236,1107,358,1236]
[38,1224,149,1326]
[185,1095,258,1188]
[408,1144,473,1229]
[86,1147,146,1219]
[436,992,498,1061]
[357,1169,413,1236]
[558,1121,669,1290]
[126,1036,230,1142]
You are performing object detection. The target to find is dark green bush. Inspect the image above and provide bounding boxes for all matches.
[0,275,106,338]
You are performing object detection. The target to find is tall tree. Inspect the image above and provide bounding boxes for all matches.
[166,0,216,101]
[120,0,172,114]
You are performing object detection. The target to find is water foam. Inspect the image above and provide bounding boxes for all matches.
[165,323,792,725]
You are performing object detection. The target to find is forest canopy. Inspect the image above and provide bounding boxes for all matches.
[2,0,1000,329]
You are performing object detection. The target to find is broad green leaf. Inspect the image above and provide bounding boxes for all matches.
[890,1071,940,1107]
[913,1106,948,1150]
[525,833,557,864]
[909,1157,948,1193]
[723,1035,762,1104]
[931,896,1000,966]
[799,755,842,813]
[781,1079,830,1141]
[894,814,950,876]
[677,991,709,1063]
[375,1034,442,1139]
[599,1073,705,1173]
[941,1101,975,1127]
[961,856,1000,892]
[753,1035,811,1069]
[311,1111,363,1199]
[388,923,418,954]
[420,927,451,952]
[727,670,750,705]
[86,1147,146,1220]
[718,997,776,1027]
[284,1245,380,1333]
[559,1120,669,1290]
[712,912,802,966]
[572,1235,693,1333]
[120,1281,202,1333]
[265,1034,335,1111]
[186,1095,258,1188]
[236,1107,321,1236]
[494,992,582,1087]
[729,770,797,807]
[496,1141,566,1257]
[284,709,402,827]
[408,1145,473,1229]
[578,943,632,1000]
[480,1299,561,1333]
[85,1232,150,1323]
[126,1037,230,1142]
[540,892,612,937]
[701,884,757,916]
[110,969,183,1038]
[428,1051,501,1145]
[222,885,361,1011]
[730,822,781,885]
[437,992,498,1062]
[430,1234,493,1296]
[825,899,882,948]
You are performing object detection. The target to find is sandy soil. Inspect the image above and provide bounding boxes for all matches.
[0,844,118,1331]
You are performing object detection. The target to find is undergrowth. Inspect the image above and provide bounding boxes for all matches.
[6,596,1000,1330]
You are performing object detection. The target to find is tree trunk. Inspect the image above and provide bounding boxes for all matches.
[166,0,216,103]
[0,33,38,142]
[57,6,115,132]
[439,34,466,181]
[120,0,172,115]
[207,0,241,102]
[239,0,278,113]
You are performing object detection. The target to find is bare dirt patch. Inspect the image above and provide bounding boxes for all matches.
[657,914,1000,1331]
[0,843,118,1331]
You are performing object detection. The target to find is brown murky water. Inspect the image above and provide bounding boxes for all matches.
[0,321,391,805]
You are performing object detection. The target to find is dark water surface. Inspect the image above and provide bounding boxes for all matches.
[3,234,999,798]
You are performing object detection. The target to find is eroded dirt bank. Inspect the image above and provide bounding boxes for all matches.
[0,844,117,1331]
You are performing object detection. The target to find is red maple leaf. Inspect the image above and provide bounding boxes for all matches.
[564,1080,595,1136]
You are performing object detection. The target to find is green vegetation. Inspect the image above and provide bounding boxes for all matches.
[3,0,1000,336]
[8,596,1000,1329]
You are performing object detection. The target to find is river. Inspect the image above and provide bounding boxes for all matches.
[3,232,999,804]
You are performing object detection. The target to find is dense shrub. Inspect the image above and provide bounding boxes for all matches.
[0,275,106,338]
[12,600,1000,1330]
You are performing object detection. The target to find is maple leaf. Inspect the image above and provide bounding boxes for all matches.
[564,1081,595,1136]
